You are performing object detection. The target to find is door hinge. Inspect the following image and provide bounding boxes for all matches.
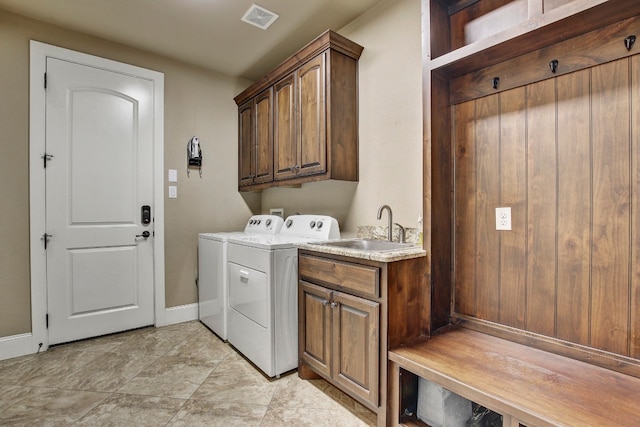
[44,72,47,89]
[46,313,49,329]
[41,233,52,249]
[41,153,54,168]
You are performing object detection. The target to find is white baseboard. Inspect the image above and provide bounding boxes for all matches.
[0,333,41,361]
[0,303,198,361]
[156,303,198,327]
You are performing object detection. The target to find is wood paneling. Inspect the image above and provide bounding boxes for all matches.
[453,100,476,316]
[498,87,526,329]
[475,94,500,323]
[429,74,453,332]
[453,55,640,359]
[556,69,591,345]
[525,78,556,337]
[632,55,640,359]
[590,60,630,355]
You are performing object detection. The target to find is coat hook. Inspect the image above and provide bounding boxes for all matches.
[625,35,636,51]
[492,77,499,89]
[549,59,559,73]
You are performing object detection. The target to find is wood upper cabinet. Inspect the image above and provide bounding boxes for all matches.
[237,88,273,188]
[273,73,297,180]
[297,54,327,178]
[237,100,254,187]
[235,30,362,191]
[275,54,327,180]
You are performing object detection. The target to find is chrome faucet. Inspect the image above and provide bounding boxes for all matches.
[377,204,393,241]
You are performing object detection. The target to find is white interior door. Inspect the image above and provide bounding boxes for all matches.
[45,57,155,345]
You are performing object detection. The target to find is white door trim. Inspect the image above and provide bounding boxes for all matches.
[21,41,166,356]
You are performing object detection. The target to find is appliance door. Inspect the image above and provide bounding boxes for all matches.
[227,243,274,376]
[228,261,268,328]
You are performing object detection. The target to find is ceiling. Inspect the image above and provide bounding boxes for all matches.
[0,0,382,81]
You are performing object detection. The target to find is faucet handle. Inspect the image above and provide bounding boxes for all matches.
[394,223,406,243]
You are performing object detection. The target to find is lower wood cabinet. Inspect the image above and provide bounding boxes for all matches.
[300,281,380,406]
[298,250,428,427]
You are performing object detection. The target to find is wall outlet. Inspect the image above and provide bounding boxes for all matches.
[495,207,511,231]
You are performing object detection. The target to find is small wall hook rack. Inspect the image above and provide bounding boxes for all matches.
[549,59,559,73]
[492,77,500,89]
[625,35,636,51]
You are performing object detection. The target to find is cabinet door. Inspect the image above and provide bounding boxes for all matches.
[332,291,380,407]
[297,53,327,177]
[237,100,255,187]
[274,74,297,181]
[299,281,332,378]
[253,88,273,184]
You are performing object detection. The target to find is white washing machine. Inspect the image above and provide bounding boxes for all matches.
[226,215,340,377]
[198,215,284,340]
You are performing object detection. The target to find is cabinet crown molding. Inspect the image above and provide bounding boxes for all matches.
[234,29,363,106]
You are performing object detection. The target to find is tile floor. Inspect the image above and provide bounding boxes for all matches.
[0,321,377,426]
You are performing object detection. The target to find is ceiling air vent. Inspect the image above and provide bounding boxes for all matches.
[241,4,279,30]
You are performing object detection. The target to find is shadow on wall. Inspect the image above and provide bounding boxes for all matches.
[258,180,358,229]
[240,191,262,215]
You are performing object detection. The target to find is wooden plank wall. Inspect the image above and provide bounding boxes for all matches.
[453,54,640,359]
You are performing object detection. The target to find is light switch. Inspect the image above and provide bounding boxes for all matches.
[168,169,178,182]
[168,186,177,199]
[495,207,511,231]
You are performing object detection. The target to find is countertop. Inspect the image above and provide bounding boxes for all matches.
[297,240,427,262]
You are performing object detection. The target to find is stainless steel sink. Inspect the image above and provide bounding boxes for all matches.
[310,239,414,252]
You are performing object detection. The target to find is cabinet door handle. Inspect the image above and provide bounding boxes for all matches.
[322,299,329,306]
[330,302,338,309]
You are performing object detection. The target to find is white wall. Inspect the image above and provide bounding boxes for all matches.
[260,0,423,235]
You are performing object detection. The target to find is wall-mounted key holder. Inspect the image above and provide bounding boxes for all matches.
[187,136,202,177]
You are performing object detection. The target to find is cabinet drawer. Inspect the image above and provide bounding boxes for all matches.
[299,255,379,298]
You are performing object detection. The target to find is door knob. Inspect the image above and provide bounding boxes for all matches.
[136,231,150,239]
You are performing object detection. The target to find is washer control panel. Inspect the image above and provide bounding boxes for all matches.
[243,215,284,234]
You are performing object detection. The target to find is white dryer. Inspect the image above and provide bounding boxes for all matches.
[198,215,283,340]
[226,215,340,377]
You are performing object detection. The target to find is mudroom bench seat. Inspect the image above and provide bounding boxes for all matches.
[388,327,640,427]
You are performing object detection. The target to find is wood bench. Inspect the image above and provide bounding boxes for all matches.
[387,327,640,426]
